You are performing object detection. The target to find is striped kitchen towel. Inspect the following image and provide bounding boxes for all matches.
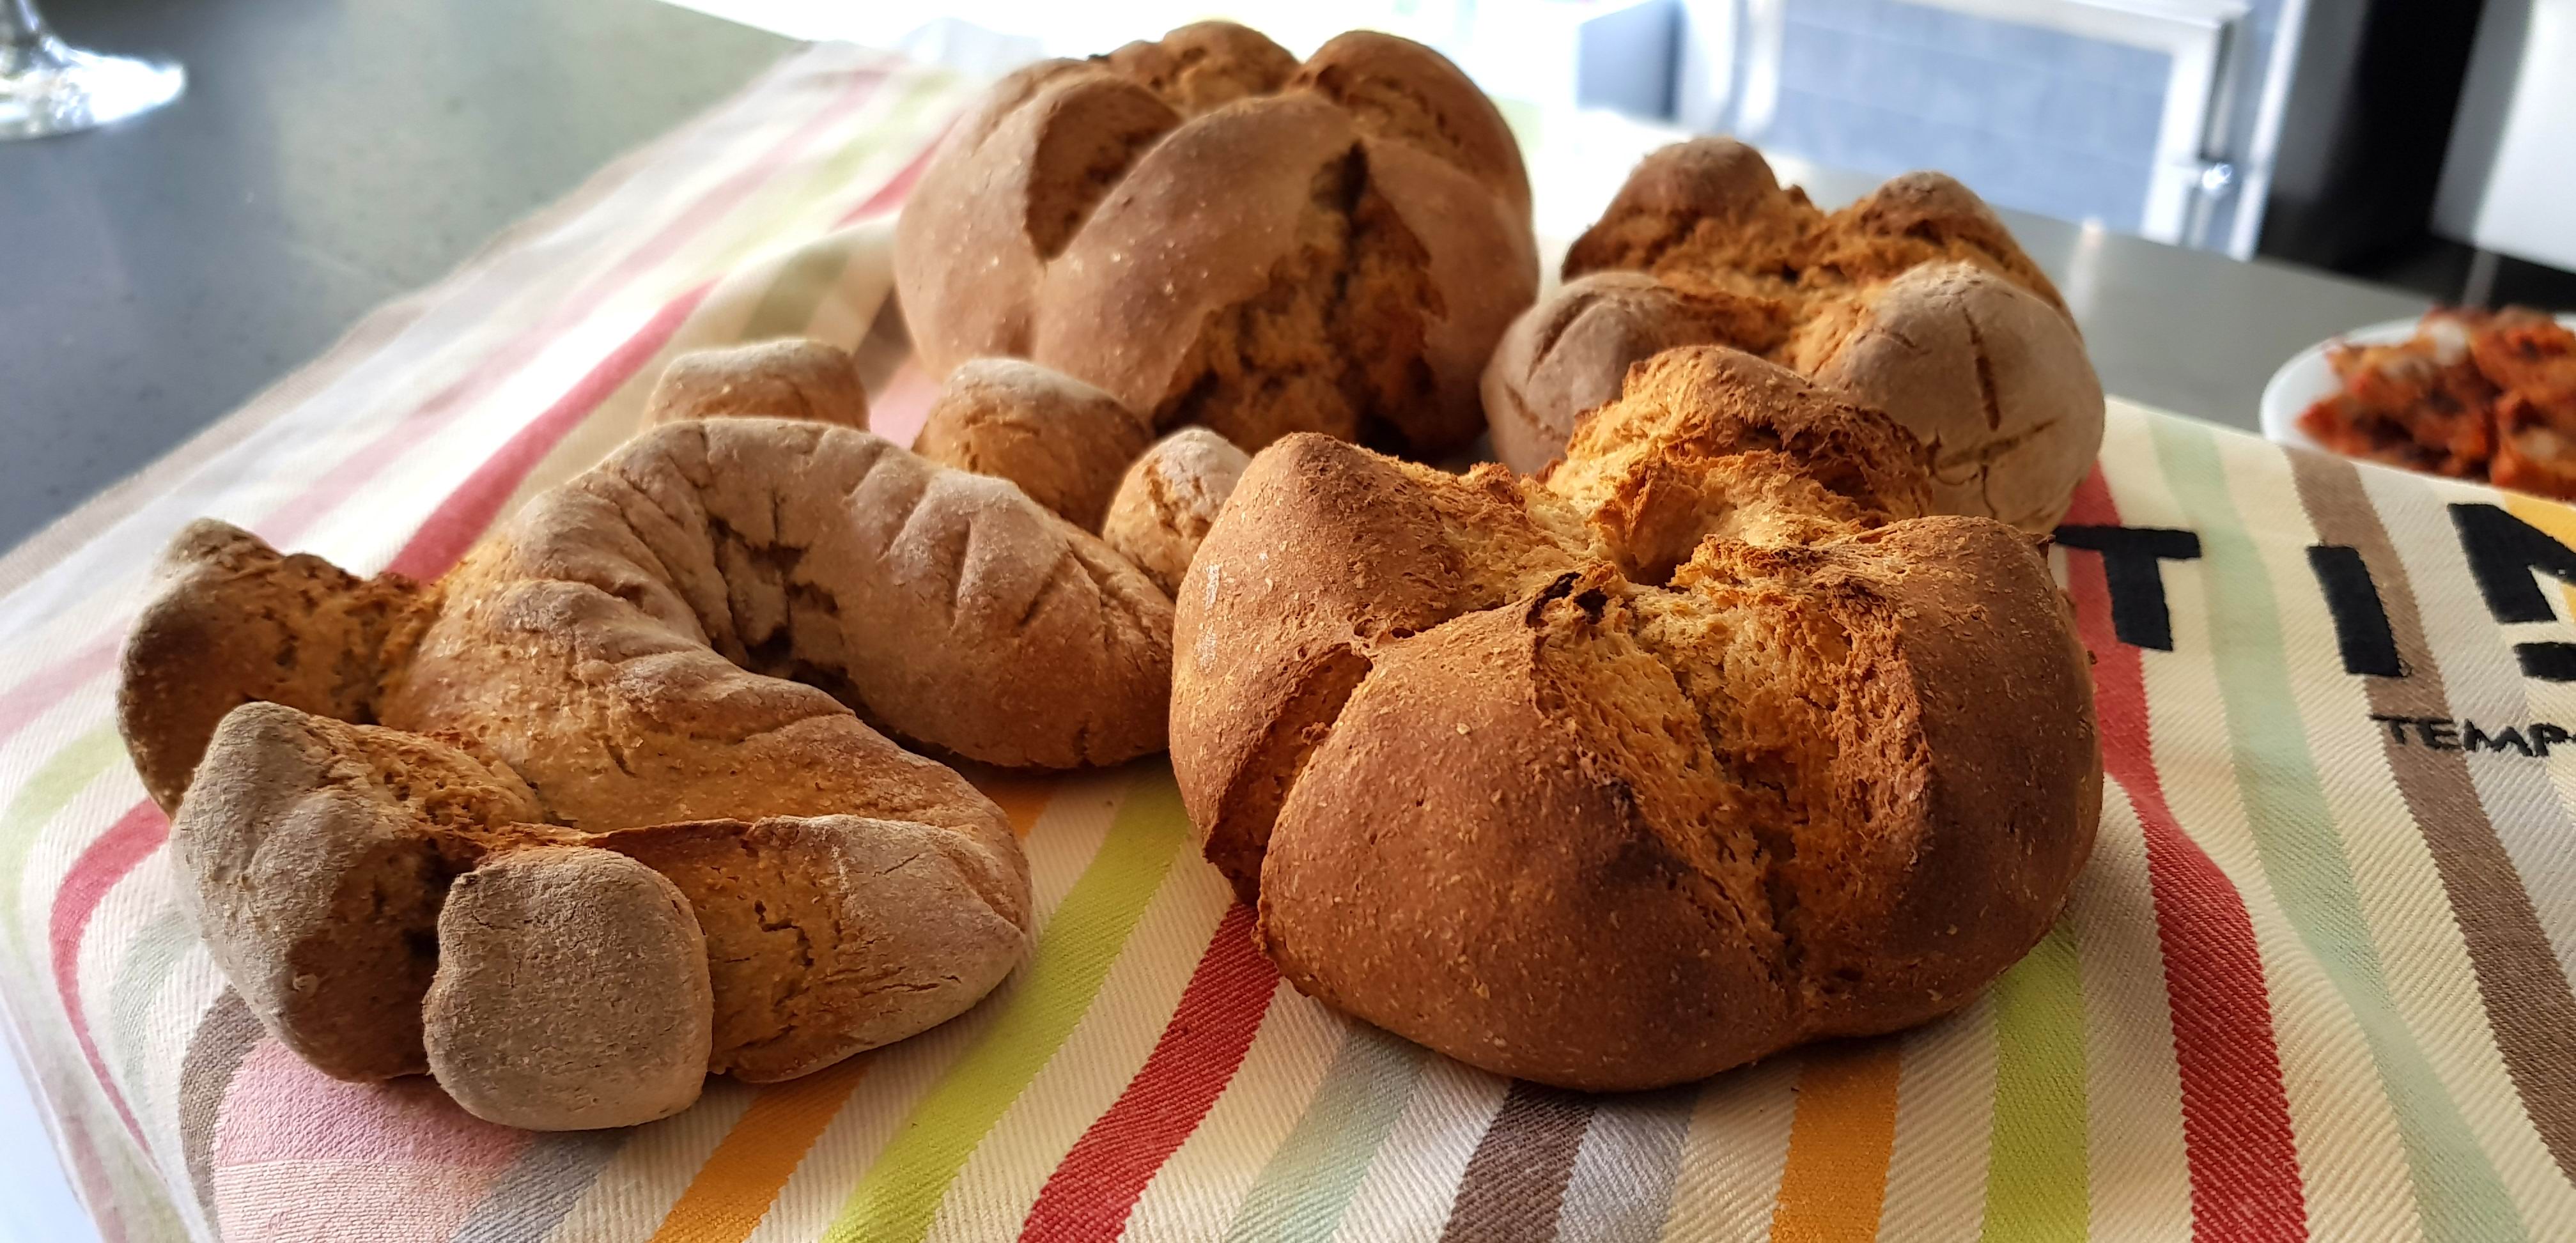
[3,38,2575,1243]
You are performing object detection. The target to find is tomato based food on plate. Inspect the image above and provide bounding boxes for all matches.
[2297,307,2576,497]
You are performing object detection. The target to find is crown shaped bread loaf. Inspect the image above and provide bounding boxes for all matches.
[1486,139,2104,532]
[1174,346,2102,1090]
[896,22,1537,466]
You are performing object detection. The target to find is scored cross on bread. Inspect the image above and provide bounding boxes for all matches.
[896,21,1536,459]
[1172,346,2102,1090]
[1485,139,2104,532]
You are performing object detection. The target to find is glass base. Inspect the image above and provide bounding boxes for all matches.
[0,32,183,140]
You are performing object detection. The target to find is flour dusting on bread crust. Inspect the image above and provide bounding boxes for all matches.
[1103,427,1253,594]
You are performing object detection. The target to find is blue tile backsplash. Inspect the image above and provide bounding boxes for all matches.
[1750,0,2192,236]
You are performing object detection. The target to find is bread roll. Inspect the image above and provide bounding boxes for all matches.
[1798,264,2104,530]
[1101,427,1252,594]
[1482,271,1764,473]
[426,847,713,1129]
[643,338,871,430]
[913,358,1154,529]
[164,703,543,1082]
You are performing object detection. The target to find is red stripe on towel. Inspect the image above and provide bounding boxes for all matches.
[1017,903,1278,1242]
[2061,468,2307,1242]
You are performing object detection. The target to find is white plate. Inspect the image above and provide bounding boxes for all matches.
[2259,313,2576,459]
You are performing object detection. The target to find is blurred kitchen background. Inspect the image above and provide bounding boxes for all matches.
[667,0,2575,309]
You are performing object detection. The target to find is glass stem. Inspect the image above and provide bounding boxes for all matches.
[1,0,46,49]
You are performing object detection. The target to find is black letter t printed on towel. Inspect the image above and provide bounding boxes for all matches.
[2055,525,2203,651]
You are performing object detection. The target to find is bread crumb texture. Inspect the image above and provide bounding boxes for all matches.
[1486,139,2104,531]
[1173,346,2102,1090]
[896,21,1537,459]
[115,418,1195,1127]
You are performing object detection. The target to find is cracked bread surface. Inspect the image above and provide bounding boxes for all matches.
[1485,138,2102,532]
[395,417,1173,778]
[1480,270,1785,477]
[167,704,554,1083]
[896,22,1534,459]
[1172,346,2100,1089]
[120,417,1183,1125]
[1101,19,1298,116]
[1799,263,2106,530]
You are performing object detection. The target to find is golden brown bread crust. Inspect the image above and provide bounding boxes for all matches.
[1546,348,1935,574]
[123,417,1195,1126]
[912,359,1153,530]
[1170,434,1592,902]
[1560,137,1814,288]
[596,812,1028,1081]
[394,419,1172,775]
[1481,271,1764,475]
[127,422,1174,792]
[1292,32,1530,217]
[1251,596,1793,1080]
[1173,346,2099,1088]
[166,704,547,1083]
[1487,139,2102,530]
[642,339,872,430]
[1809,171,2065,307]
[1101,427,1252,595]
[1101,19,1298,114]
[896,22,1535,459]
[171,700,1030,1126]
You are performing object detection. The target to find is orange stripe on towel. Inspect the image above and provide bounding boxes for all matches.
[645,1058,874,1243]
[1767,1040,1904,1243]
[964,766,1060,838]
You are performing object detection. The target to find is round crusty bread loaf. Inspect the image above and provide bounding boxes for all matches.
[896,22,1535,459]
[1101,427,1253,595]
[1797,263,2104,530]
[912,359,1155,530]
[1172,346,2100,1090]
[1481,271,1746,474]
[120,415,1186,1127]
[1485,138,2103,530]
